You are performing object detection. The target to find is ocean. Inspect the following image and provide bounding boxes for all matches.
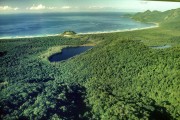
[0,12,154,39]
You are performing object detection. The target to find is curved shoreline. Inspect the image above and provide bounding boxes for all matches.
[0,23,159,39]
[78,23,159,35]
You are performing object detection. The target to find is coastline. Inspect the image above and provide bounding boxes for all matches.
[78,22,159,35]
[0,23,159,40]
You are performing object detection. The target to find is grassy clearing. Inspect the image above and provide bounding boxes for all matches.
[39,45,67,62]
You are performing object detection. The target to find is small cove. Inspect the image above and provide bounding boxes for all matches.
[150,45,171,49]
[49,46,93,62]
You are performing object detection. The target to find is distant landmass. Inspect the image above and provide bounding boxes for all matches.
[132,8,180,30]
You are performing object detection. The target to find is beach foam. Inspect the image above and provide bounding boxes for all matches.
[0,12,158,39]
[0,23,159,39]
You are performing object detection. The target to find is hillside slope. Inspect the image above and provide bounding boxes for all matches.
[132,8,180,30]
[0,8,180,120]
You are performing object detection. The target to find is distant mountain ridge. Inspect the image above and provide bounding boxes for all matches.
[132,8,180,30]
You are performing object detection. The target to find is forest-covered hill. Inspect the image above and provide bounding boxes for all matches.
[0,8,180,119]
[132,8,180,30]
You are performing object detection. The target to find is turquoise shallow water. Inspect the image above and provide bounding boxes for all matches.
[0,12,154,39]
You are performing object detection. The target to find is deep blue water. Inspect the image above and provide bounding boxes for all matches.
[49,46,93,62]
[0,12,155,39]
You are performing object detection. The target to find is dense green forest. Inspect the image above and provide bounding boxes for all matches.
[0,8,180,119]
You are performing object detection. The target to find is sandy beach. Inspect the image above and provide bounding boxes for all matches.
[78,22,159,35]
[0,23,159,39]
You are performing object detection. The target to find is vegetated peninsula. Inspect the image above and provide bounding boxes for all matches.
[0,8,180,120]
[62,30,77,35]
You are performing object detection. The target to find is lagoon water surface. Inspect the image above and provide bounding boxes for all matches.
[49,46,93,62]
[150,45,171,49]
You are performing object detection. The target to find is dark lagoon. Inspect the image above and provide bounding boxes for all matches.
[49,46,93,62]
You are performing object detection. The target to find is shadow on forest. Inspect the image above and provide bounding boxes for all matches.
[149,105,173,120]
[0,85,44,117]
[0,51,7,57]
[44,84,91,120]
[16,84,91,120]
